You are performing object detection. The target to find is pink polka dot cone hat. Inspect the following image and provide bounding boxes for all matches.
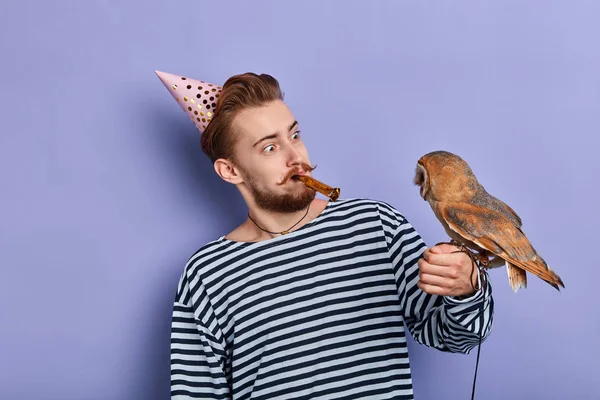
[155,70,223,133]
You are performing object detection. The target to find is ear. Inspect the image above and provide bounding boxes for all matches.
[214,158,244,185]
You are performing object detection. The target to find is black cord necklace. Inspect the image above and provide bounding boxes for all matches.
[248,204,310,235]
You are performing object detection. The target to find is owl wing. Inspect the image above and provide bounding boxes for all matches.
[440,201,563,289]
[484,192,523,228]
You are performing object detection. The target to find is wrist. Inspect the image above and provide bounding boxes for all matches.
[454,264,485,300]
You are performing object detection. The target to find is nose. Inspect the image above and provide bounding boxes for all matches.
[285,143,304,167]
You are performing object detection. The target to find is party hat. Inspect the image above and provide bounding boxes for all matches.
[155,70,222,133]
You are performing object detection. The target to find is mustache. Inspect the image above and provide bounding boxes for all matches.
[278,163,317,185]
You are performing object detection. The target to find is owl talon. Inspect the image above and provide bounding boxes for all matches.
[478,254,489,269]
[439,239,487,268]
[450,239,463,247]
[434,239,465,248]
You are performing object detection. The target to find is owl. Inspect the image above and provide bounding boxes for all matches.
[413,150,564,292]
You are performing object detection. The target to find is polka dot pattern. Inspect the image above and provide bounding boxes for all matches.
[155,70,222,132]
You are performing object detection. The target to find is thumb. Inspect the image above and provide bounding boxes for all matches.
[429,245,443,254]
[429,243,456,254]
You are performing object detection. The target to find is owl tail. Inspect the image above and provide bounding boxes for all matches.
[506,254,565,292]
[506,262,527,293]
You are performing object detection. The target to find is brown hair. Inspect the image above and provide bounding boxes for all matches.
[200,72,284,163]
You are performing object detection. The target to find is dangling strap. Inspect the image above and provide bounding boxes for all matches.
[434,240,488,400]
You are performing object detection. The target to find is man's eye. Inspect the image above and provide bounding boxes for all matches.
[291,131,301,140]
[263,145,275,152]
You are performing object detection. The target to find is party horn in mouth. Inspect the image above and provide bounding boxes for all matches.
[292,175,340,201]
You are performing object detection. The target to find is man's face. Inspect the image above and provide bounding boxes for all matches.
[230,100,316,213]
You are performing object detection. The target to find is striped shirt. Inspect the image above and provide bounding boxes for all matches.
[170,198,494,399]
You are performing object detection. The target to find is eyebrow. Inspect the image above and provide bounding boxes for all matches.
[252,120,299,147]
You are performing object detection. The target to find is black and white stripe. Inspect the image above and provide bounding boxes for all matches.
[171,198,494,399]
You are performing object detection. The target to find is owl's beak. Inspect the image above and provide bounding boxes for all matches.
[420,185,429,201]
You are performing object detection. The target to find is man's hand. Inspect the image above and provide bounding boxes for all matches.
[417,243,480,297]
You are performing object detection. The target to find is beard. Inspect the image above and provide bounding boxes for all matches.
[237,162,317,213]
[247,176,316,213]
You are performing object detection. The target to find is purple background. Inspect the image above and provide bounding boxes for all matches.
[1,1,599,399]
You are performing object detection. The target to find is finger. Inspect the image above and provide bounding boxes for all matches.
[423,251,463,267]
[417,280,449,296]
[419,258,458,278]
[419,272,451,288]
[429,243,460,254]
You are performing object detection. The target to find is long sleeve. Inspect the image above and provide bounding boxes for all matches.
[170,273,232,399]
[377,202,494,354]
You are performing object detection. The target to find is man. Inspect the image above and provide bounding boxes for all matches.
[163,71,494,399]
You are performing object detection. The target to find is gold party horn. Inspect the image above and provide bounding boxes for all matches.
[293,175,340,201]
